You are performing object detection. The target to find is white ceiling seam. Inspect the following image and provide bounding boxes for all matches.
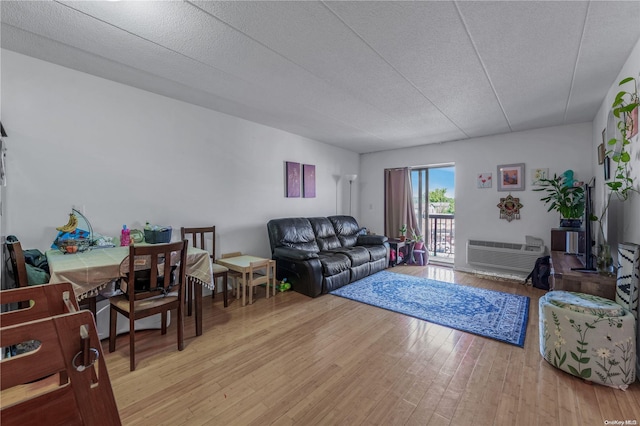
[563,1,591,124]
[454,0,512,133]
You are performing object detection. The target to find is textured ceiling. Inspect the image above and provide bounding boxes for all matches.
[2,1,640,154]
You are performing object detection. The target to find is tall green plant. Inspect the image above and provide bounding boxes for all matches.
[592,76,639,246]
[533,174,585,220]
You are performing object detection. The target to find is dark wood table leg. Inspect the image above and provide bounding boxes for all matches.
[81,295,97,317]
[223,271,228,308]
[195,281,202,336]
[187,280,193,317]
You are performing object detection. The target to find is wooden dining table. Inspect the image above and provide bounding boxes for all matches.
[46,245,214,336]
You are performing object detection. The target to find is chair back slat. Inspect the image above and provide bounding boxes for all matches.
[180,226,216,259]
[124,241,188,301]
[5,239,29,288]
[249,260,270,284]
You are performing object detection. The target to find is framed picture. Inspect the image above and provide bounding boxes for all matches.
[303,164,316,198]
[497,163,525,191]
[531,168,548,185]
[285,161,301,198]
[477,172,492,188]
[597,143,605,165]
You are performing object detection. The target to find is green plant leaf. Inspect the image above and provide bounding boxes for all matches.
[620,152,631,162]
[619,77,635,85]
[568,365,581,376]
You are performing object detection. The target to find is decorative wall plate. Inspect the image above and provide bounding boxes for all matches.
[497,194,523,222]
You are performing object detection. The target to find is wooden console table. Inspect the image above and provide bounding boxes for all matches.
[550,250,616,300]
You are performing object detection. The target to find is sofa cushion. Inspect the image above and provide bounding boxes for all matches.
[268,217,320,253]
[362,245,388,262]
[332,246,371,267]
[317,252,350,276]
[308,217,342,251]
[328,215,361,247]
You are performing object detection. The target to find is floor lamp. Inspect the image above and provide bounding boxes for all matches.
[345,174,358,215]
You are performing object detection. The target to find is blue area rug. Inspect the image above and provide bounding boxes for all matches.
[330,270,529,347]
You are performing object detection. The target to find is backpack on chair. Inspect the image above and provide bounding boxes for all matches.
[524,255,551,290]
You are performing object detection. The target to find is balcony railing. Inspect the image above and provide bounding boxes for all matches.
[423,214,455,259]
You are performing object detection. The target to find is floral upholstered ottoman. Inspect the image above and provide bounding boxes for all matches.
[539,291,636,389]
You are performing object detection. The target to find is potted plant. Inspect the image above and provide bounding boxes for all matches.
[399,224,407,242]
[533,173,585,228]
[592,75,638,273]
[412,230,425,250]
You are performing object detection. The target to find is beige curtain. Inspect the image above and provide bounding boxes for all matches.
[384,168,420,239]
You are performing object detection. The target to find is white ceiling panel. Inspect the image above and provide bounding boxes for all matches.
[57,0,417,143]
[326,1,511,140]
[457,1,589,132]
[565,1,640,123]
[2,1,639,153]
[195,1,465,138]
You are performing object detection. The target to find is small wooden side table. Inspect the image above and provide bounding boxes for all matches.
[388,239,414,267]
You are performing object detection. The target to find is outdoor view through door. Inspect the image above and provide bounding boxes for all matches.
[411,166,455,265]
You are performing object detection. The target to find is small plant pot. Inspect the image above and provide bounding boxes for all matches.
[399,236,406,242]
[414,242,424,250]
[560,218,582,229]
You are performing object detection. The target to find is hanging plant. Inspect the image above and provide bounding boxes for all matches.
[592,75,639,271]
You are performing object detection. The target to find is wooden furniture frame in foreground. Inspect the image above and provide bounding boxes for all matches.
[0,282,79,327]
[550,250,616,299]
[1,310,120,425]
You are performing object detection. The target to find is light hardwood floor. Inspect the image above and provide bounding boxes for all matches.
[102,265,640,425]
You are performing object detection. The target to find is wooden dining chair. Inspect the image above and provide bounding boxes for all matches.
[1,310,121,425]
[180,226,229,308]
[236,259,275,306]
[109,240,188,371]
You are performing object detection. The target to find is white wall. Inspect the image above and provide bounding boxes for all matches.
[592,37,640,250]
[1,50,359,256]
[359,123,593,275]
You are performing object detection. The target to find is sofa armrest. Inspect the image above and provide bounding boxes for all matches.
[357,235,388,245]
[274,246,319,260]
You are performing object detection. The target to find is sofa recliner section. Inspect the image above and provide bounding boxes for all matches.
[267,216,389,297]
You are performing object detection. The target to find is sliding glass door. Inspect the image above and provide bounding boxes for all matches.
[411,165,455,264]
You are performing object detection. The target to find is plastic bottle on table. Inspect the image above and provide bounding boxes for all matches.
[120,225,131,247]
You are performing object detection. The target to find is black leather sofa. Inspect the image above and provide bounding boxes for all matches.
[267,216,389,297]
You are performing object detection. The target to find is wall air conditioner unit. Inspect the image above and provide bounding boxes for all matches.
[466,237,546,273]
